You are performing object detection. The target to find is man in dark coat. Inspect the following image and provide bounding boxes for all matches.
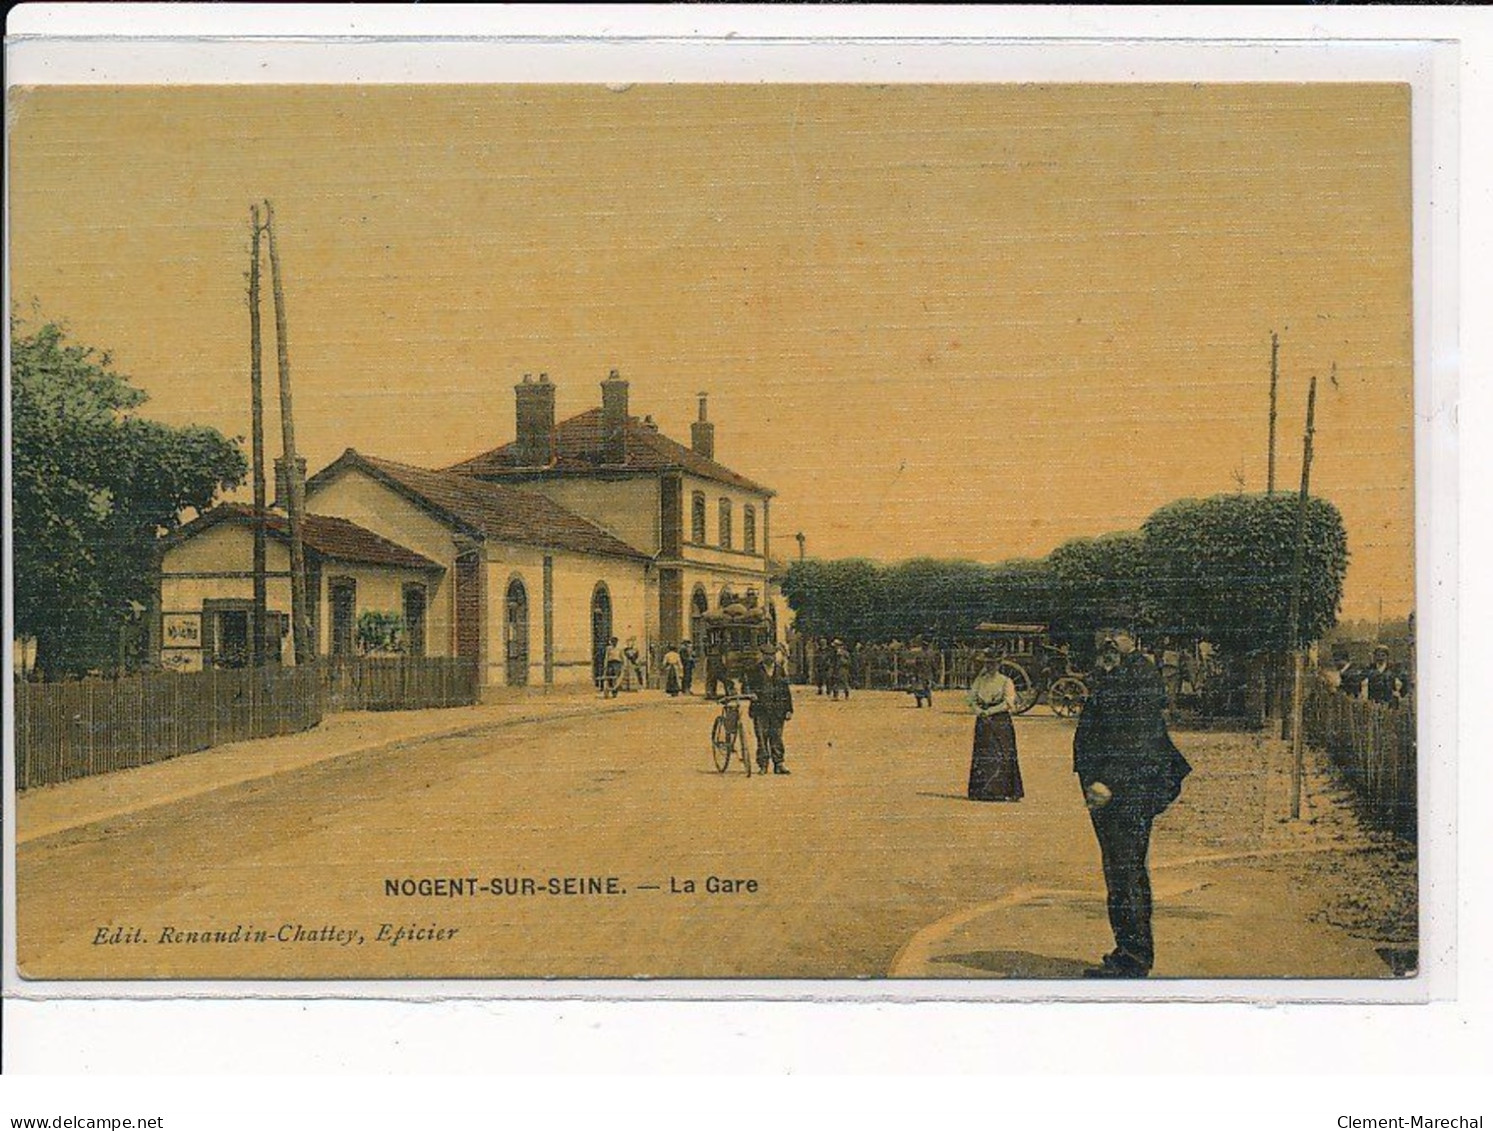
[1359,645,1404,704]
[748,642,794,775]
[1073,628,1192,978]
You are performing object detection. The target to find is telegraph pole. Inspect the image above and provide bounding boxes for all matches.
[1287,368,1320,819]
[248,205,268,669]
[1267,330,1280,496]
[264,200,313,665]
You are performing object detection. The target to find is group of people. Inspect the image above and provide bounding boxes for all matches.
[808,637,942,701]
[658,640,697,698]
[600,636,679,698]
[811,638,856,700]
[965,627,1191,979]
[1327,644,1409,705]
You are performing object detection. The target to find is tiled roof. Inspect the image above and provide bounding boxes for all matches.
[164,504,441,571]
[311,450,650,562]
[444,409,774,496]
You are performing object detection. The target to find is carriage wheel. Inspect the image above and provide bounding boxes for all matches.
[1049,676,1089,718]
[711,716,734,773]
[998,660,1039,715]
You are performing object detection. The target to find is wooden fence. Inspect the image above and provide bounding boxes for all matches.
[14,664,323,791]
[14,657,479,791]
[1302,679,1417,840]
[321,656,479,712]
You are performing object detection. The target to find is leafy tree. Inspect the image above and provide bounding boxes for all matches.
[1142,493,1348,653]
[783,556,1059,644]
[11,317,246,677]
[780,558,885,642]
[880,558,1006,641]
[980,558,1056,630]
[1045,531,1152,644]
[780,493,1348,658]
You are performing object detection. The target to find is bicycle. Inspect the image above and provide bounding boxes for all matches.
[711,692,756,776]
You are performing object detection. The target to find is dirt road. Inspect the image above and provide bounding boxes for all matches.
[15,690,1412,980]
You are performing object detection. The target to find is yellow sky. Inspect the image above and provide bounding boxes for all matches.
[7,84,1413,619]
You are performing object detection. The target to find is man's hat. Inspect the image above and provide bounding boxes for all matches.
[759,642,778,657]
[1373,644,1390,657]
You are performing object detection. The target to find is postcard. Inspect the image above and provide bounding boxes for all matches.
[5,33,1449,1005]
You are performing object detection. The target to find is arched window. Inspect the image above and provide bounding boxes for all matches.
[718,498,733,550]
[691,492,706,544]
[504,577,529,687]
[743,505,757,554]
[591,583,613,684]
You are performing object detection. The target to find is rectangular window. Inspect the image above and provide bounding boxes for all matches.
[216,611,250,668]
[718,498,733,550]
[743,505,757,554]
[329,577,357,657]
[201,598,254,669]
[402,583,428,658]
[692,492,707,544]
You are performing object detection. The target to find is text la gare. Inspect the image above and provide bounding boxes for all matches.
[670,876,758,894]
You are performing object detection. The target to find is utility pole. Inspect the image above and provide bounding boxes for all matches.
[249,205,268,669]
[264,200,313,665]
[1267,330,1280,496]
[795,532,806,562]
[1287,368,1320,819]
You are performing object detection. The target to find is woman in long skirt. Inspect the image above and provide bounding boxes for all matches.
[967,654,1024,801]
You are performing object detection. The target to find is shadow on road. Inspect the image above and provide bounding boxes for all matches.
[927,949,1092,978]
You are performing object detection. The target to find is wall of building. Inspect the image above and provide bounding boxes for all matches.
[305,468,458,657]
[314,562,445,658]
[158,523,296,668]
[484,544,649,687]
[519,476,660,557]
[681,473,770,561]
[159,522,446,666]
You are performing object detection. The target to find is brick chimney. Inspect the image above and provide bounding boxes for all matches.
[513,372,556,467]
[273,455,307,510]
[599,368,629,464]
[691,392,715,461]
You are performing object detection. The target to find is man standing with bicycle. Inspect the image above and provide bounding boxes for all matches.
[748,642,794,775]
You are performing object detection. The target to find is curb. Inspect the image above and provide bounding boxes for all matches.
[886,845,1362,977]
[16,696,664,846]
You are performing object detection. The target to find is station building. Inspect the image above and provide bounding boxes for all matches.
[153,371,776,687]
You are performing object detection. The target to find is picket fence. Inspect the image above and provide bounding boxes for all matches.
[1302,680,1417,840]
[14,657,478,791]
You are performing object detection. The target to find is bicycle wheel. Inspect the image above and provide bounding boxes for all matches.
[711,716,733,773]
[1049,676,1089,718]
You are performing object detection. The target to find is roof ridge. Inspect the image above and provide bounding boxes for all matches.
[439,410,773,496]
[342,448,650,561]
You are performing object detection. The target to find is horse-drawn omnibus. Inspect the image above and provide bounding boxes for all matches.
[700,602,776,699]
